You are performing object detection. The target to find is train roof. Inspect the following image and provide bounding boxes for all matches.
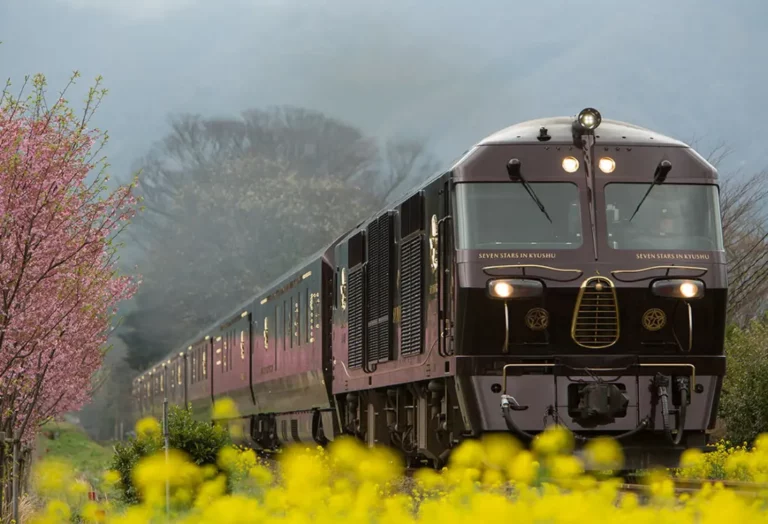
[135,240,341,380]
[478,117,688,148]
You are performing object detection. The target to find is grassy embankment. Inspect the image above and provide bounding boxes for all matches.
[34,421,115,487]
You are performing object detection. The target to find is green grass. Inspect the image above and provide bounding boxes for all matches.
[35,421,115,486]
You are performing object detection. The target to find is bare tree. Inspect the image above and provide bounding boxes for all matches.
[694,138,768,324]
[381,136,442,204]
[119,107,440,369]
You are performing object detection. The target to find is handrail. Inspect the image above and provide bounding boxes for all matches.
[611,265,707,282]
[482,264,583,283]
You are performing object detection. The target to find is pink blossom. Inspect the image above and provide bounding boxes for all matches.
[0,90,138,443]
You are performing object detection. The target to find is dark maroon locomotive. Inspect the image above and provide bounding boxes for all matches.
[133,108,726,468]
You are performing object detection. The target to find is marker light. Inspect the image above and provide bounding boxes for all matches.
[598,157,616,173]
[578,108,602,130]
[651,279,704,300]
[486,279,544,300]
[562,156,580,173]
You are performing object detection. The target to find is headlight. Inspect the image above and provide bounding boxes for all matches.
[598,157,616,173]
[487,279,544,300]
[651,279,704,300]
[562,156,580,173]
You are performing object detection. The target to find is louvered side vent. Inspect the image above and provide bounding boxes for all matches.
[366,213,395,363]
[571,277,620,349]
[400,235,424,356]
[347,267,365,368]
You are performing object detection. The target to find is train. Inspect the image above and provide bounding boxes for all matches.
[131,108,727,469]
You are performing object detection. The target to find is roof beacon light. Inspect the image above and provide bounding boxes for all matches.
[578,108,602,130]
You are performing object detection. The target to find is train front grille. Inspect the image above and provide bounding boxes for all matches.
[571,277,619,349]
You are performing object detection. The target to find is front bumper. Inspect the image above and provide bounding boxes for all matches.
[459,355,724,433]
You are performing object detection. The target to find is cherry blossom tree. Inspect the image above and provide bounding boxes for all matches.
[0,72,138,451]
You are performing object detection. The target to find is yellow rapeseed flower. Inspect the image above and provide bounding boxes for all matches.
[81,501,107,523]
[448,438,484,469]
[248,464,274,486]
[102,469,121,488]
[583,436,624,471]
[329,436,369,473]
[481,433,521,470]
[217,445,239,471]
[507,450,539,485]
[212,397,239,420]
[26,423,768,523]
[532,425,574,456]
[135,417,161,440]
[32,458,74,495]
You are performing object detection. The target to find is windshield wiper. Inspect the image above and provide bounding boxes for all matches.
[506,158,553,223]
[629,160,672,221]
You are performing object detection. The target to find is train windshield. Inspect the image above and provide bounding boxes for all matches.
[604,183,724,251]
[455,182,583,250]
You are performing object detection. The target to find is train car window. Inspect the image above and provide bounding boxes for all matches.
[202,349,207,378]
[283,301,288,351]
[177,361,182,385]
[604,183,724,251]
[222,337,227,372]
[349,231,366,268]
[240,330,245,360]
[401,191,425,237]
[455,182,582,250]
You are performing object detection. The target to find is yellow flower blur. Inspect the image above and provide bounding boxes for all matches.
[135,417,161,440]
[26,405,768,523]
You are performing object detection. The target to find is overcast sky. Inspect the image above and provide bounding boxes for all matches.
[2,0,767,179]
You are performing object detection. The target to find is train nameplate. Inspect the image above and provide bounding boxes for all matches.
[635,253,711,260]
[478,252,557,260]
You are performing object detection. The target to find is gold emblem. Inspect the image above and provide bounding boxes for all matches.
[642,308,666,331]
[525,308,549,331]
